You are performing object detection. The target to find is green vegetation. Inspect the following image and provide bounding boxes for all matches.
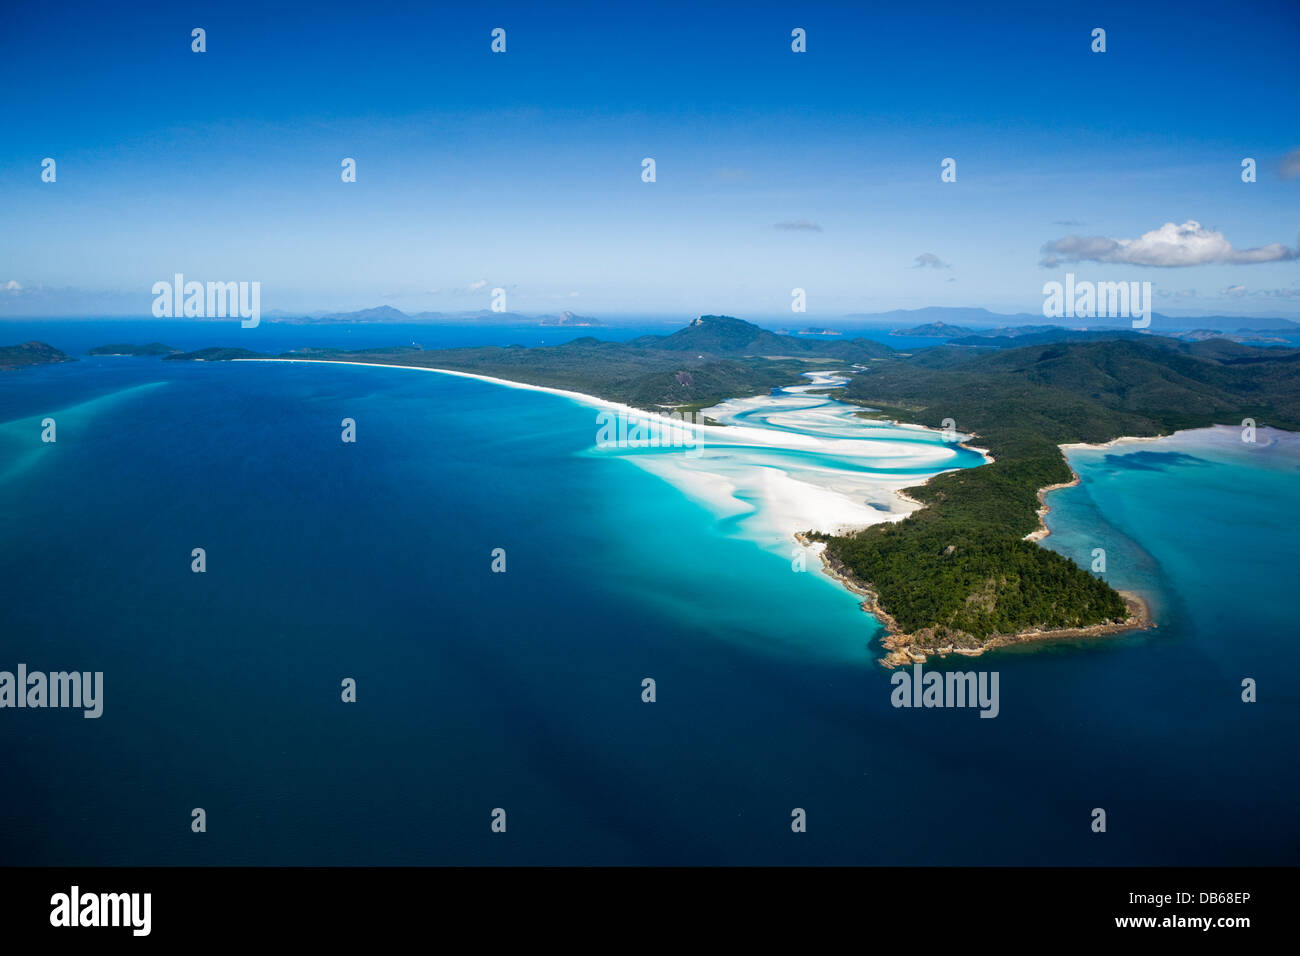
[88,343,178,356]
[265,315,889,410]
[164,347,263,362]
[0,341,72,370]
[819,336,1300,646]
[275,343,811,409]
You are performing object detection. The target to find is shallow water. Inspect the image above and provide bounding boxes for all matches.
[594,370,987,550]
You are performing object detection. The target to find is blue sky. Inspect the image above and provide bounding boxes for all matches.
[2,0,1298,319]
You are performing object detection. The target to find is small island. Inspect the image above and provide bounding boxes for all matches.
[0,341,73,371]
[891,321,972,337]
[87,343,179,356]
[163,347,263,362]
[539,311,604,327]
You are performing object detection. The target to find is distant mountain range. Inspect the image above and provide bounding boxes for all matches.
[263,306,605,327]
[847,306,1300,333]
[894,322,1290,347]
[184,303,1300,335]
[86,314,895,406]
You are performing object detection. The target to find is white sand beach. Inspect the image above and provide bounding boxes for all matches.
[242,360,991,553]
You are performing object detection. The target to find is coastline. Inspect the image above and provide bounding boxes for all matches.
[1058,433,1171,453]
[252,355,1151,663]
[802,423,1300,662]
[799,426,1176,665]
[1025,433,1176,543]
[852,411,995,465]
[798,530,1154,667]
[244,357,985,543]
[1028,431,1186,544]
[237,357,653,418]
[1022,467,1082,543]
[877,589,1153,668]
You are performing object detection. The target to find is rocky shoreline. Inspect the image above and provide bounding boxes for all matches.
[796,531,1155,668]
[1022,468,1082,543]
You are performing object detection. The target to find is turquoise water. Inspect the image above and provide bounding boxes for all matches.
[588,369,988,553]
[1,340,1298,865]
[1040,428,1300,773]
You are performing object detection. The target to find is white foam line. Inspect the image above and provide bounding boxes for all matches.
[237,357,705,434]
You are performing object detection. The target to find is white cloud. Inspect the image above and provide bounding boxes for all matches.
[1040,220,1298,267]
[913,253,951,269]
[3,280,22,292]
[466,279,488,292]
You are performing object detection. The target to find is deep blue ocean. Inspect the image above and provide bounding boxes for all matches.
[1,322,1297,865]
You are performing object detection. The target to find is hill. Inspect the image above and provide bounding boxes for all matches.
[0,341,73,370]
[88,343,179,356]
[890,322,972,337]
[646,314,894,361]
[164,347,263,362]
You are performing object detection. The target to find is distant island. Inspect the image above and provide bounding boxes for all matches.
[261,306,604,327]
[87,343,180,356]
[0,341,72,370]
[539,311,604,327]
[163,347,262,362]
[66,314,1300,660]
[891,321,973,337]
[1176,329,1286,344]
[861,306,1300,333]
[896,321,1293,348]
